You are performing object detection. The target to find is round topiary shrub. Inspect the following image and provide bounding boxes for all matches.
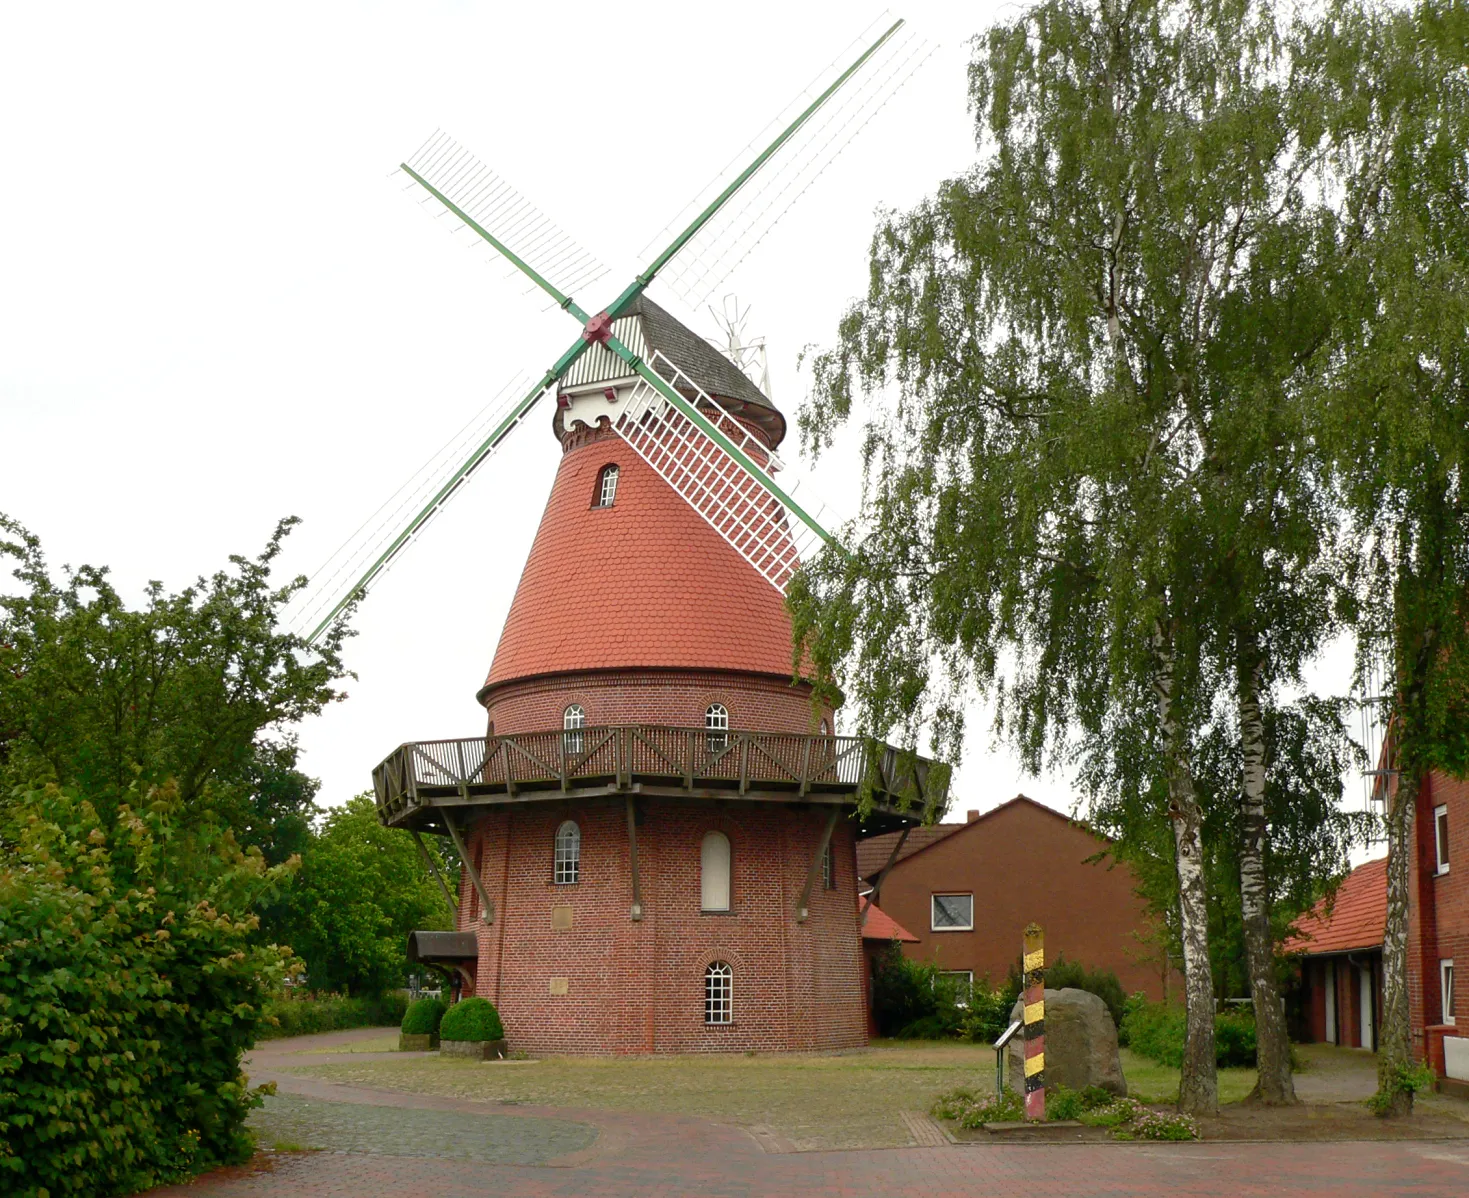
[439,996,504,1042]
[401,996,447,1036]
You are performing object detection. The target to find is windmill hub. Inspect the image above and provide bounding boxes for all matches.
[581,311,614,345]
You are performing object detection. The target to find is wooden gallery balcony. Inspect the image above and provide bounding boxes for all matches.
[372,725,947,837]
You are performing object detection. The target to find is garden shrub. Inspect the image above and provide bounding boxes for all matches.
[960,974,1022,1043]
[401,997,447,1037]
[257,992,410,1040]
[1078,1097,1200,1140]
[870,941,962,1038]
[439,997,504,1042]
[930,1087,1025,1127]
[1045,957,1128,1028]
[894,1014,955,1040]
[1044,1084,1084,1120]
[0,784,294,1197]
[1121,1000,1257,1068]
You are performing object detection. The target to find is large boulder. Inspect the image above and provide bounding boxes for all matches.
[1007,987,1127,1097]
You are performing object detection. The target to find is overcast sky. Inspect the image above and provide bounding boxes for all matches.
[1,1,1371,828]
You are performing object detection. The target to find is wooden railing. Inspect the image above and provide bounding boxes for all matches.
[372,725,946,827]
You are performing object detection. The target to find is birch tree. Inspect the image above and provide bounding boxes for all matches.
[795,0,1373,1114]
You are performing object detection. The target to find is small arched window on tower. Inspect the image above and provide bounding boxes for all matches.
[593,464,619,508]
[701,830,731,912]
[819,718,830,737]
[563,704,585,756]
[705,702,729,753]
[554,820,580,885]
[705,961,733,1024]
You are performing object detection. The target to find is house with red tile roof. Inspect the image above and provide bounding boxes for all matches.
[1284,858,1386,1050]
[858,899,919,1038]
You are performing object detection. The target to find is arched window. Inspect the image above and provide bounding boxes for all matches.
[554,820,580,885]
[701,830,731,912]
[705,961,733,1024]
[704,702,729,753]
[822,841,835,890]
[593,464,619,508]
[819,718,830,737]
[563,704,585,756]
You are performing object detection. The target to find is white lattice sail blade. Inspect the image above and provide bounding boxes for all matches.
[399,131,610,302]
[614,351,835,593]
[284,371,547,641]
[641,14,934,309]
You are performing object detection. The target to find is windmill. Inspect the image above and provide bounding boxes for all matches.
[288,16,930,646]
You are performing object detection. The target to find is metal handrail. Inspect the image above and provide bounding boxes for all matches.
[371,725,944,825]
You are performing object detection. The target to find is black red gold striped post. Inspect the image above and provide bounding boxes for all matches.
[1022,922,1045,1120]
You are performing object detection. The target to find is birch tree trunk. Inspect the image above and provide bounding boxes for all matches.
[1153,623,1218,1116]
[1236,645,1296,1104]
[1376,767,1417,1116]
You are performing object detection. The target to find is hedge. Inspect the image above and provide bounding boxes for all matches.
[257,992,409,1040]
[1121,1000,1257,1068]
[0,785,293,1198]
[401,997,447,1037]
[439,997,504,1042]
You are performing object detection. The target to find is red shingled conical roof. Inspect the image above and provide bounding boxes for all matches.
[480,430,798,696]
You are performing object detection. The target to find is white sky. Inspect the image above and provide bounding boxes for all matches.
[0,1,1369,830]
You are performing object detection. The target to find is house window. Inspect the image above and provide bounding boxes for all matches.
[1444,960,1456,1025]
[593,464,619,508]
[701,830,731,912]
[940,970,975,1005]
[705,961,733,1024]
[822,841,835,890]
[819,718,830,737]
[554,820,580,885]
[563,704,585,756]
[1435,805,1450,874]
[931,893,974,932]
[705,702,729,752]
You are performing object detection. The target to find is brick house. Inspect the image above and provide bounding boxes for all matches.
[856,796,1169,1000]
[1282,858,1385,1050]
[1407,769,1466,1087]
[373,296,944,1054]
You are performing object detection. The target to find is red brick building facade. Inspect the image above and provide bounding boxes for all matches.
[857,796,1170,1000]
[1408,770,1465,1083]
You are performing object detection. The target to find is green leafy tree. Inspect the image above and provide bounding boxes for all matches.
[794,0,1392,1112]
[0,514,350,840]
[281,795,452,997]
[1311,0,1469,1115]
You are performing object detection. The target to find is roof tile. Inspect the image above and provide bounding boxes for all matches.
[1282,857,1387,956]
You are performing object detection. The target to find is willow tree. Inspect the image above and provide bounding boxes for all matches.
[1313,0,1469,1114]
[795,0,1370,1115]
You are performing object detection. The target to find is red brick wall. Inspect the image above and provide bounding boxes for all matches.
[455,796,867,1054]
[875,799,1169,1000]
[1410,770,1467,1061]
[483,669,832,738]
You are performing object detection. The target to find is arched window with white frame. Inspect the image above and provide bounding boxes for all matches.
[705,961,732,1024]
[554,820,581,885]
[704,702,729,753]
[701,830,731,912]
[563,704,585,756]
[593,464,619,508]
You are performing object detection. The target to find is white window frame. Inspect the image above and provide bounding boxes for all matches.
[822,841,835,890]
[701,830,731,912]
[563,704,585,756]
[705,961,733,1024]
[705,702,729,752]
[940,970,975,1005]
[930,893,974,932]
[595,464,619,508]
[554,820,581,885]
[1444,959,1456,1025]
[1435,804,1450,875]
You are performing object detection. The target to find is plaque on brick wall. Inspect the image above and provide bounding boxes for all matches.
[551,905,573,930]
[549,976,569,996]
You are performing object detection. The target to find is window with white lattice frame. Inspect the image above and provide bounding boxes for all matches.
[1444,959,1456,1025]
[1436,805,1450,875]
[705,961,732,1024]
[593,464,619,508]
[822,841,835,890]
[563,704,585,756]
[931,893,974,932]
[705,702,729,752]
[554,820,580,885]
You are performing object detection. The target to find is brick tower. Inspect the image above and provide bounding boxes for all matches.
[377,297,943,1054]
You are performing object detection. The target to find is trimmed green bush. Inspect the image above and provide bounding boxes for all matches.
[257,992,409,1040]
[1045,957,1128,1029]
[960,974,1023,1043]
[439,997,504,1043]
[871,942,963,1038]
[1121,1000,1257,1067]
[401,997,447,1037]
[0,785,293,1197]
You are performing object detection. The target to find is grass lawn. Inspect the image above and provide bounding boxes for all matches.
[285,1039,1003,1150]
[1117,1048,1257,1104]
